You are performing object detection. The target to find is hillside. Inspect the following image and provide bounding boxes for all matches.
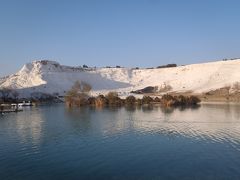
[1,59,240,98]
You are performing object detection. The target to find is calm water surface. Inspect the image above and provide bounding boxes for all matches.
[0,104,240,179]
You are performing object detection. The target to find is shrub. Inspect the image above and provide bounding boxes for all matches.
[188,96,201,105]
[161,94,177,107]
[161,94,174,101]
[106,91,118,99]
[106,92,123,106]
[81,82,92,93]
[136,98,142,105]
[154,97,161,102]
[142,96,154,104]
[161,94,200,107]
[87,97,96,106]
[95,95,108,107]
[70,80,92,93]
[73,93,88,106]
[125,95,136,106]
[176,95,187,105]
[65,81,92,107]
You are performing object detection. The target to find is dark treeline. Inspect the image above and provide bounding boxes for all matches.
[157,64,177,68]
[0,87,19,103]
[0,87,61,104]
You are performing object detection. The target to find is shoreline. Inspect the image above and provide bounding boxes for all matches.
[155,90,240,104]
[200,101,240,105]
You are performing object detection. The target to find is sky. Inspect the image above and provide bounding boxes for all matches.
[0,0,240,76]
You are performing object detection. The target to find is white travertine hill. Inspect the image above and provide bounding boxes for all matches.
[1,59,240,97]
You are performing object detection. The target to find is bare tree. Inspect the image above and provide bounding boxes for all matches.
[65,81,92,107]
[72,80,81,92]
[81,81,92,93]
[68,81,92,94]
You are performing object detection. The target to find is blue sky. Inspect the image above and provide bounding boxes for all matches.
[0,0,240,76]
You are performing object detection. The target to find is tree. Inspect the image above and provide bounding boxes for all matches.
[125,95,136,105]
[95,95,108,107]
[65,81,92,107]
[0,87,12,102]
[106,91,123,106]
[188,96,201,105]
[70,80,92,94]
[142,96,154,104]
[81,81,92,93]
[72,80,81,92]
[12,90,19,102]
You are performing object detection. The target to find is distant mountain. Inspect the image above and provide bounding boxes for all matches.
[1,59,240,98]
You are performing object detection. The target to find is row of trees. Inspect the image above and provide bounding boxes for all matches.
[65,81,201,108]
[0,87,19,102]
[161,94,200,107]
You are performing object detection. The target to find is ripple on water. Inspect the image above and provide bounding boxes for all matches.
[1,104,240,179]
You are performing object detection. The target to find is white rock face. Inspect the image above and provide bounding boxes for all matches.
[1,59,240,97]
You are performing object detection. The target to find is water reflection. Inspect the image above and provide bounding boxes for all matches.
[14,107,43,146]
[124,104,240,150]
[5,103,240,154]
[65,107,92,132]
[63,103,240,150]
[1,104,240,179]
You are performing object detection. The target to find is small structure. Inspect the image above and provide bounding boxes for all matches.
[19,101,32,106]
[0,103,23,114]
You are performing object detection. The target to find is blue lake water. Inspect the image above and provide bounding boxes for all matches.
[0,104,240,179]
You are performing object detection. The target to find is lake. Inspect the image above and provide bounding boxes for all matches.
[0,104,240,179]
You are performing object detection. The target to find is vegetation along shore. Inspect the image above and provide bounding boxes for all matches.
[65,81,201,108]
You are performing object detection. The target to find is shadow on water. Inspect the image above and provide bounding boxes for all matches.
[64,106,93,133]
[124,105,137,112]
[160,104,201,114]
[62,104,203,137]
